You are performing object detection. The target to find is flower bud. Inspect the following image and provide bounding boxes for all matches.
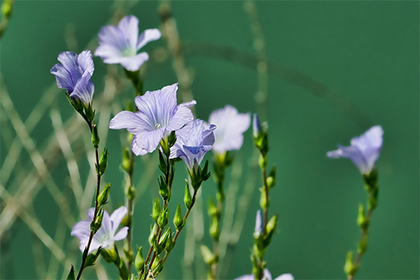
[358,234,368,254]
[357,204,369,230]
[157,207,169,228]
[267,166,276,189]
[156,228,171,253]
[173,204,184,230]
[98,149,108,175]
[101,246,119,263]
[260,187,269,210]
[158,176,169,201]
[184,183,193,209]
[207,197,218,218]
[200,245,217,265]
[165,228,174,252]
[83,247,102,268]
[152,198,161,222]
[122,147,132,174]
[134,246,144,272]
[151,255,163,275]
[344,251,358,277]
[90,209,104,233]
[209,217,220,241]
[97,183,111,207]
[91,123,100,149]
[148,223,158,245]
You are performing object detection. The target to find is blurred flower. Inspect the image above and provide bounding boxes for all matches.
[95,15,161,71]
[327,125,383,174]
[208,105,250,154]
[254,210,263,238]
[71,206,128,254]
[109,83,196,156]
[170,119,216,171]
[50,50,94,105]
[235,269,294,280]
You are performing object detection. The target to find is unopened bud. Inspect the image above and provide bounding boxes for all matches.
[173,204,184,230]
[157,207,169,228]
[152,198,161,222]
[200,245,217,265]
[97,183,111,206]
[98,149,108,175]
[134,246,144,272]
[91,123,100,149]
[184,183,193,209]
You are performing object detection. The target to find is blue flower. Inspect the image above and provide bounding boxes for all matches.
[71,207,128,254]
[235,269,294,280]
[170,119,216,171]
[109,83,196,156]
[327,125,384,174]
[50,50,95,105]
[208,105,250,154]
[95,15,161,71]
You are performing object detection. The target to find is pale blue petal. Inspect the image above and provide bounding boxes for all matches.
[109,111,148,134]
[166,100,196,131]
[94,44,123,63]
[98,25,127,52]
[254,210,263,236]
[131,135,149,156]
[119,52,149,71]
[110,206,127,234]
[234,274,255,280]
[263,269,273,280]
[112,227,129,241]
[70,72,94,104]
[50,63,74,92]
[71,220,90,240]
[273,274,294,280]
[132,129,165,155]
[137,28,161,50]
[95,210,112,239]
[77,50,94,75]
[118,15,139,51]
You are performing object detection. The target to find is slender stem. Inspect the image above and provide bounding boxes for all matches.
[125,150,135,272]
[162,190,197,265]
[76,145,102,280]
[262,167,269,235]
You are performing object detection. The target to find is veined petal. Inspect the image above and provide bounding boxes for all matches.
[166,100,196,131]
[132,129,165,155]
[71,220,91,240]
[131,135,149,156]
[112,227,129,241]
[94,44,123,62]
[273,274,294,280]
[77,50,94,75]
[110,206,128,234]
[98,25,127,52]
[95,210,112,239]
[119,52,149,72]
[137,28,162,50]
[50,64,74,92]
[71,72,94,104]
[118,15,139,51]
[109,111,148,134]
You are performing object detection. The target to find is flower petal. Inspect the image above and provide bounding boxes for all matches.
[71,71,94,104]
[234,275,254,280]
[274,274,294,280]
[71,220,91,240]
[86,208,95,220]
[118,15,139,51]
[131,129,165,155]
[112,227,129,241]
[119,52,149,72]
[50,63,74,92]
[166,100,196,131]
[110,206,128,234]
[109,111,148,134]
[94,44,123,63]
[77,50,94,75]
[98,25,127,52]
[137,28,161,50]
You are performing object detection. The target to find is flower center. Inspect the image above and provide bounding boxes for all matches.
[121,48,136,57]
[155,123,162,129]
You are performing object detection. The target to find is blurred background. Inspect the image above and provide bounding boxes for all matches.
[0,1,418,279]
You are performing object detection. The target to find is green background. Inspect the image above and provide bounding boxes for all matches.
[1,1,418,279]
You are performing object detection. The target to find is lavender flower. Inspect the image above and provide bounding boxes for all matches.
[170,119,216,171]
[208,105,250,154]
[71,206,128,254]
[50,50,94,105]
[235,269,294,280]
[109,83,196,156]
[95,15,161,71]
[327,125,384,174]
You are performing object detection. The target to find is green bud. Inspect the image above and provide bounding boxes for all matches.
[98,149,108,175]
[260,187,269,210]
[135,246,144,272]
[149,223,158,245]
[1,0,12,18]
[158,176,169,201]
[168,131,177,147]
[200,245,217,265]
[83,247,102,268]
[151,255,163,275]
[258,154,267,169]
[173,204,184,230]
[126,185,135,200]
[156,228,171,253]
[165,228,174,252]
[207,197,218,218]
[266,214,277,234]
[357,204,369,229]
[90,208,104,233]
[152,198,161,222]
[344,251,358,277]
[91,123,100,149]
[157,207,169,228]
[122,147,132,174]
[85,103,95,123]
[97,183,111,206]
[209,216,220,241]
[267,166,276,189]
[184,183,193,209]
[66,265,75,280]
[160,137,171,157]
